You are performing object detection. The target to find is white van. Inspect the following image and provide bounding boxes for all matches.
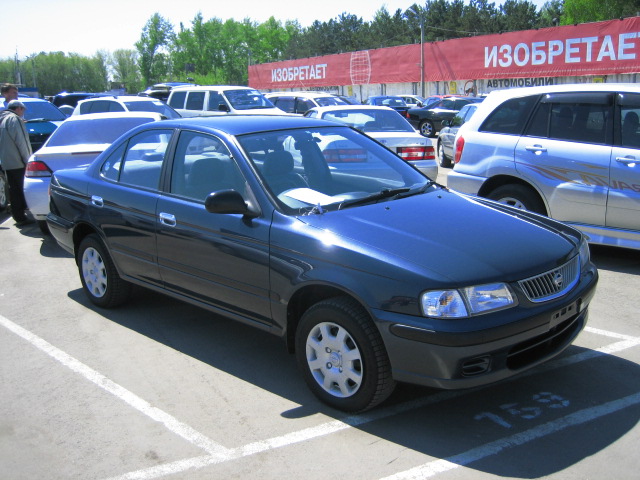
[167,85,283,117]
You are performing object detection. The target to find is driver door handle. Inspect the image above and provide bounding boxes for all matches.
[159,212,176,227]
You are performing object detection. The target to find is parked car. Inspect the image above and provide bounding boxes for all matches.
[304,105,437,178]
[335,94,360,105]
[399,95,426,108]
[47,115,597,412]
[24,112,163,233]
[364,96,411,118]
[436,103,479,168]
[52,92,106,108]
[138,82,196,102]
[448,83,640,250]
[167,85,283,117]
[19,97,68,152]
[408,96,484,137]
[265,91,349,114]
[72,95,181,119]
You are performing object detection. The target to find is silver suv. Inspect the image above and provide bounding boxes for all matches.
[448,83,640,250]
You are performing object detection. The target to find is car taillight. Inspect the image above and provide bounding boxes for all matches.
[323,148,367,163]
[397,146,435,161]
[454,136,465,164]
[25,160,52,178]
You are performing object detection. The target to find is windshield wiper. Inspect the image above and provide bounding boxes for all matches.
[338,187,411,209]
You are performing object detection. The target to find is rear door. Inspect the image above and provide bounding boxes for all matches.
[155,129,273,325]
[607,93,640,231]
[515,92,613,225]
[94,128,173,286]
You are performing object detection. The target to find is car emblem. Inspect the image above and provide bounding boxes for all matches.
[553,271,564,289]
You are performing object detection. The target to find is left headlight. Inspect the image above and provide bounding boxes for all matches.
[421,283,516,318]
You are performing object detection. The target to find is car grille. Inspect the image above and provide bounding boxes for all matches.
[518,255,580,303]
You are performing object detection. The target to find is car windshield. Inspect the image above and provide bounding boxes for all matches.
[223,89,275,110]
[123,100,181,118]
[45,117,156,147]
[322,109,415,133]
[24,102,67,121]
[238,125,430,214]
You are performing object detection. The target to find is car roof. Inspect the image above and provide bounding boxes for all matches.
[137,114,338,136]
[307,105,398,113]
[14,97,52,103]
[63,112,164,122]
[77,95,164,104]
[485,82,640,102]
[169,85,256,92]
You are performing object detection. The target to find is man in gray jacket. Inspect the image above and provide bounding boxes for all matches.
[0,100,33,225]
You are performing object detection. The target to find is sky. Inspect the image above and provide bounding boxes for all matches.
[2,0,423,59]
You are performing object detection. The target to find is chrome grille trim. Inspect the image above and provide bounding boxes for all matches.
[518,255,580,303]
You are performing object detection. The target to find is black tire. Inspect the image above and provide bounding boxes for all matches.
[0,169,7,212]
[37,220,50,235]
[77,234,131,308]
[487,184,546,215]
[437,141,452,168]
[419,120,436,137]
[295,297,395,412]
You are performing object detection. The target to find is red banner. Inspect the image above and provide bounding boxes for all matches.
[249,17,640,89]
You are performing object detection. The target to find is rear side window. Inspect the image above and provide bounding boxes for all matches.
[525,93,612,144]
[480,95,538,135]
[186,92,205,111]
[619,93,640,148]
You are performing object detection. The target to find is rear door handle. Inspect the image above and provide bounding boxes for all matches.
[525,145,547,153]
[91,195,103,207]
[616,156,637,166]
[159,212,176,227]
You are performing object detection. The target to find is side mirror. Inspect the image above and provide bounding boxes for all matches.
[204,189,258,217]
[217,103,231,113]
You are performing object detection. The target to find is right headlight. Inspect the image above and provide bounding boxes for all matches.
[421,283,516,318]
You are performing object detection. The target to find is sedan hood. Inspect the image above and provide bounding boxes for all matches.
[297,189,579,286]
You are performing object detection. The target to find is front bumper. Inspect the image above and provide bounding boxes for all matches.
[373,265,598,389]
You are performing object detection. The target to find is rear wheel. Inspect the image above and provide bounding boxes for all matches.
[295,297,395,412]
[419,120,436,137]
[78,234,131,308]
[487,184,546,215]
[438,141,452,168]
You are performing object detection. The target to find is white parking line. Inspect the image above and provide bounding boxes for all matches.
[0,314,231,458]
[2,313,639,480]
[379,391,640,480]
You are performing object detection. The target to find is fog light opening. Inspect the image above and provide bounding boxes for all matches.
[461,356,492,377]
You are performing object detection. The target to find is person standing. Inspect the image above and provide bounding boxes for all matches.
[0,99,33,226]
[1,84,19,109]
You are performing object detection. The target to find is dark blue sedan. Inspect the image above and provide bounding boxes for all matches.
[47,115,598,412]
[364,95,411,118]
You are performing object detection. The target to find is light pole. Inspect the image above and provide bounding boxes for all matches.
[408,7,426,99]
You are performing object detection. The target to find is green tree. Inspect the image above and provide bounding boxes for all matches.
[136,13,174,87]
[500,0,540,32]
[563,0,640,24]
[110,49,142,93]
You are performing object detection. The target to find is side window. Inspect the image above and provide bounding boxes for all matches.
[117,130,171,189]
[170,131,243,201]
[274,97,295,113]
[185,92,205,110]
[207,91,225,111]
[168,91,186,109]
[296,98,315,113]
[108,101,126,112]
[440,99,456,110]
[525,93,611,143]
[481,95,538,135]
[619,93,640,148]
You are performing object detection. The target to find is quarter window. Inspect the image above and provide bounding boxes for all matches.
[480,95,538,135]
[168,91,186,109]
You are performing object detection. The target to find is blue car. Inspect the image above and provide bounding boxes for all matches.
[47,115,598,412]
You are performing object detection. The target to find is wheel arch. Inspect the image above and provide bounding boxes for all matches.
[72,222,100,263]
[477,175,548,215]
[284,284,370,354]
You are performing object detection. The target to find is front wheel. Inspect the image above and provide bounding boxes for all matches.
[419,120,436,137]
[78,234,131,308]
[295,297,395,412]
[487,184,546,215]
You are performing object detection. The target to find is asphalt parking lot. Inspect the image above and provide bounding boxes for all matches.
[1,169,639,480]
